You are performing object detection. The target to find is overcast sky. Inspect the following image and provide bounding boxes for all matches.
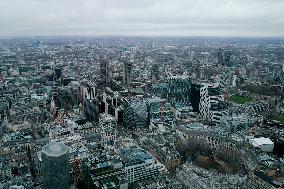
[0,0,283,37]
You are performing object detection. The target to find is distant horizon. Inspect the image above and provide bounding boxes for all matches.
[1,34,284,39]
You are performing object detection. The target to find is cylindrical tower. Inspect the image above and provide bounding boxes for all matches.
[42,142,70,189]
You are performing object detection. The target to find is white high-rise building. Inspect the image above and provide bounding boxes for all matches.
[81,81,96,100]
[199,82,228,125]
[232,75,237,87]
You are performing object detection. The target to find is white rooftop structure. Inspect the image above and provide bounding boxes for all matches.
[250,137,274,152]
[42,142,69,157]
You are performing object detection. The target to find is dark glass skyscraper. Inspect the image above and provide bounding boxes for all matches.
[42,142,70,189]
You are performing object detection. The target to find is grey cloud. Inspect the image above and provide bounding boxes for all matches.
[0,0,283,36]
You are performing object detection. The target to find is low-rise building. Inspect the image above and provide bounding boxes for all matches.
[250,137,274,152]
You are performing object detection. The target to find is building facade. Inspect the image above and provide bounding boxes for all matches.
[41,142,70,189]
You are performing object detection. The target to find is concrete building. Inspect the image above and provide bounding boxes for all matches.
[80,81,96,100]
[121,147,165,183]
[199,82,228,125]
[88,158,127,189]
[99,113,117,146]
[41,142,70,189]
[99,88,123,122]
[80,82,97,121]
[221,113,251,131]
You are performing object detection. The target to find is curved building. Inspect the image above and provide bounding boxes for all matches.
[42,142,70,189]
[123,99,149,129]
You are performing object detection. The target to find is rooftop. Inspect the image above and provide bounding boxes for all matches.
[42,142,69,157]
[250,137,274,146]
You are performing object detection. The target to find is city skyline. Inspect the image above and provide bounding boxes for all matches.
[1,1,284,188]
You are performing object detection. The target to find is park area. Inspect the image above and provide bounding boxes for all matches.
[230,95,253,104]
[274,114,284,124]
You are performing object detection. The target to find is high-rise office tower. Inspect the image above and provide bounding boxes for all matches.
[151,64,159,83]
[42,142,70,189]
[123,99,148,129]
[100,58,110,84]
[217,48,224,65]
[190,83,202,113]
[218,48,231,67]
[199,82,228,125]
[167,76,192,107]
[224,50,231,66]
[80,82,97,121]
[123,59,132,88]
[54,67,62,81]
